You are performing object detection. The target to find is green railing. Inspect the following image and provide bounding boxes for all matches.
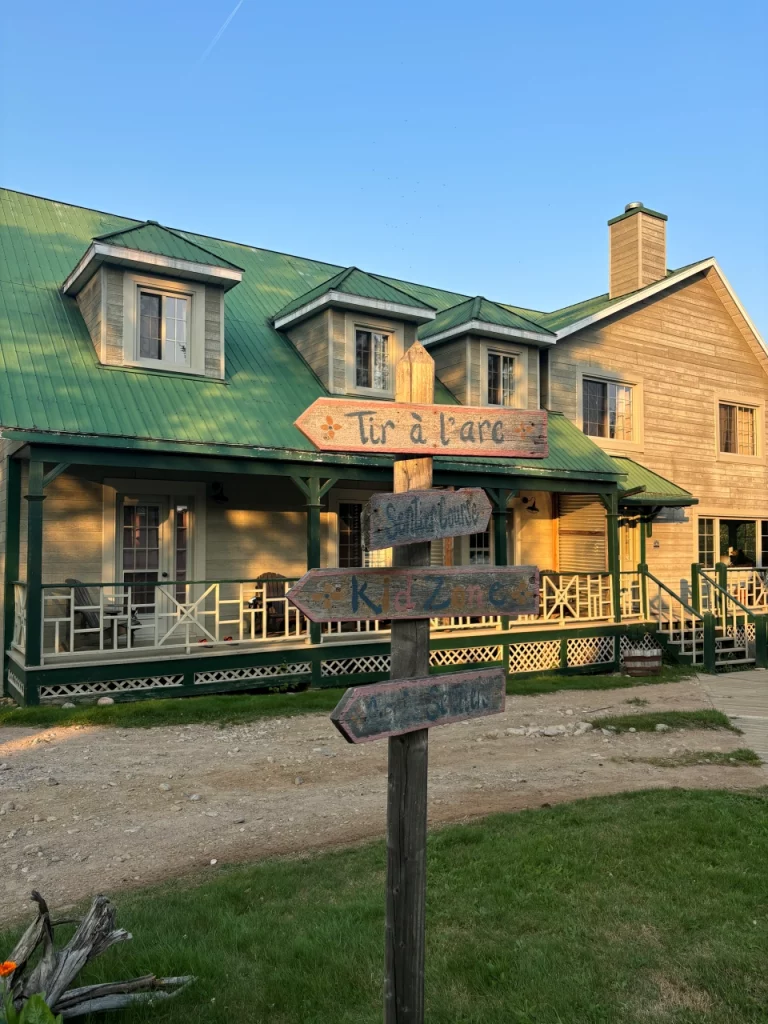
[691,563,767,669]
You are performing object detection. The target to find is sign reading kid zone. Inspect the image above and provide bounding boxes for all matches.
[294,398,548,458]
[286,565,540,622]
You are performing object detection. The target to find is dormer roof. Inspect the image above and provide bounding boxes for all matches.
[62,220,244,296]
[419,295,555,346]
[272,266,437,329]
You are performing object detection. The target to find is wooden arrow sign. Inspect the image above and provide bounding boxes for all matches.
[362,487,492,551]
[286,565,539,622]
[294,397,547,458]
[331,667,506,744]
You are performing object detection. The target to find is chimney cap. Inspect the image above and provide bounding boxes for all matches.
[608,203,668,226]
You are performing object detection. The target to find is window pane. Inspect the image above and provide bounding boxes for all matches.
[500,355,515,407]
[583,379,607,437]
[339,502,364,567]
[164,295,189,366]
[487,353,500,406]
[719,403,737,453]
[469,523,491,565]
[355,330,371,388]
[372,333,389,390]
[139,293,161,359]
[609,383,633,440]
[698,518,714,568]
[737,406,755,456]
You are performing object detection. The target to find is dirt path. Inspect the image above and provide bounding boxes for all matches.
[1,679,764,923]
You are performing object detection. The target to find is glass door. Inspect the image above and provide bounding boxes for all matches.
[120,499,169,617]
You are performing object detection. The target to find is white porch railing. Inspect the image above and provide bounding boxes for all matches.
[30,571,620,663]
[719,568,768,611]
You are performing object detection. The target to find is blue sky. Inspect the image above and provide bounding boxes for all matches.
[1,0,766,330]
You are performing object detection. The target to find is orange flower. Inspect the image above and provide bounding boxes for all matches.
[0,961,17,977]
[321,414,342,441]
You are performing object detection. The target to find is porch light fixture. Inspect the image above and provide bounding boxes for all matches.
[521,496,539,514]
[211,482,229,504]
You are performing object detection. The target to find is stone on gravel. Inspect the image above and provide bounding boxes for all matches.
[504,727,526,736]
[0,801,15,814]
[188,793,201,801]
[542,726,565,737]
[159,783,172,792]
[574,722,593,736]
[96,697,115,706]
[655,723,671,733]
[46,777,59,786]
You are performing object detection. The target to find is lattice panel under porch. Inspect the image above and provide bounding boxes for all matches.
[508,640,560,674]
[195,662,311,685]
[321,655,391,677]
[619,633,657,657]
[567,636,615,667]
[430,646,502,667]
[39,675,185,702]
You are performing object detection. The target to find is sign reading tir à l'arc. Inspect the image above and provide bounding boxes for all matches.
[294,397,548,458]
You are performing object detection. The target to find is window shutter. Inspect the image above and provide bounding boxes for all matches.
[557,496,607,572]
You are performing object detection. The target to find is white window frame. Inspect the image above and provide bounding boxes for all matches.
[577,371,643,453]
[123,272,207,376]
[481,343,527,409]
[344,315,404,398]
[102,480,207,584]
[716,398,762,461]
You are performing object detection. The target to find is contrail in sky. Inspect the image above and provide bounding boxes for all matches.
[198,0,244,63]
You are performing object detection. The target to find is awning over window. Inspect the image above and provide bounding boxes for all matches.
[611,457,697,510]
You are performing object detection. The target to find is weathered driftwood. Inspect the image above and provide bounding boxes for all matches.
[5,891,193,1019]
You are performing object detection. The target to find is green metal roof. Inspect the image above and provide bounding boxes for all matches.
[419,295,553,341]
[0,188,643,482]
[93,221,243,270]
[272,266,435,321]
[612,456,696,506]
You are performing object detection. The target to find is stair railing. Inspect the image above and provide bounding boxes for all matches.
[691,562,768,669]
[639,564,705,665]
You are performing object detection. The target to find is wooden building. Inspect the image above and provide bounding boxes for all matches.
[0,190,765,705]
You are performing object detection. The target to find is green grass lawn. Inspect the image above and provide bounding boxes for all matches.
[591,709,738,733]
[0,666,693,730]
[3,789,766,1023]
[618,748,762,768]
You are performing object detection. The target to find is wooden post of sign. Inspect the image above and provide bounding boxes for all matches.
[385,343,433,1024]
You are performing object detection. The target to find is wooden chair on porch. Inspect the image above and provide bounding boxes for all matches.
[65,578,141,650]
[249,572,289,637]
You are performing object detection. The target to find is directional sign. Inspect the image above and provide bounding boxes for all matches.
[362,488,492,551]
[331,668,506,744]
[294,397,548,459]
[286,565,540,622]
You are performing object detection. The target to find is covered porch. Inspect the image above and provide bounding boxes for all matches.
[2,428,664,705]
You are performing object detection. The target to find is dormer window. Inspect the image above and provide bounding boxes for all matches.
[487,351,516,407]
[139,290,189,367]
[355,329,390,391]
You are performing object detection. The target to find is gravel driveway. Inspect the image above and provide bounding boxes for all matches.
[1,678,764,923]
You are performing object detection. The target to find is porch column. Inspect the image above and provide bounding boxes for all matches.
[291,475,337,646]
[24,459,45,667]
[485,488,514,567]
[605,491,621,624]
[2,456,21,688]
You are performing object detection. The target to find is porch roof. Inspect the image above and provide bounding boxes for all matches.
[612,456,697,507]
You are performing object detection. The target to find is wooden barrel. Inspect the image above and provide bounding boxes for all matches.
[623,649,663,676]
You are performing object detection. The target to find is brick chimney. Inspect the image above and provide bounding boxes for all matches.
[608,202,667,298]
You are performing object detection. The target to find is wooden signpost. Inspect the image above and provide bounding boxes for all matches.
[330,668,506,743]
[286,565,540,622]
[294,396,548,458]
[288,343,546,1023]
[362,486,492,550]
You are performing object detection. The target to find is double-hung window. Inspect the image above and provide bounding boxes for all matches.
[138,290,190,368]
[719,403,756,456]
[583,378,634,441]
[355,329,390,391]
[487,352,515,407]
